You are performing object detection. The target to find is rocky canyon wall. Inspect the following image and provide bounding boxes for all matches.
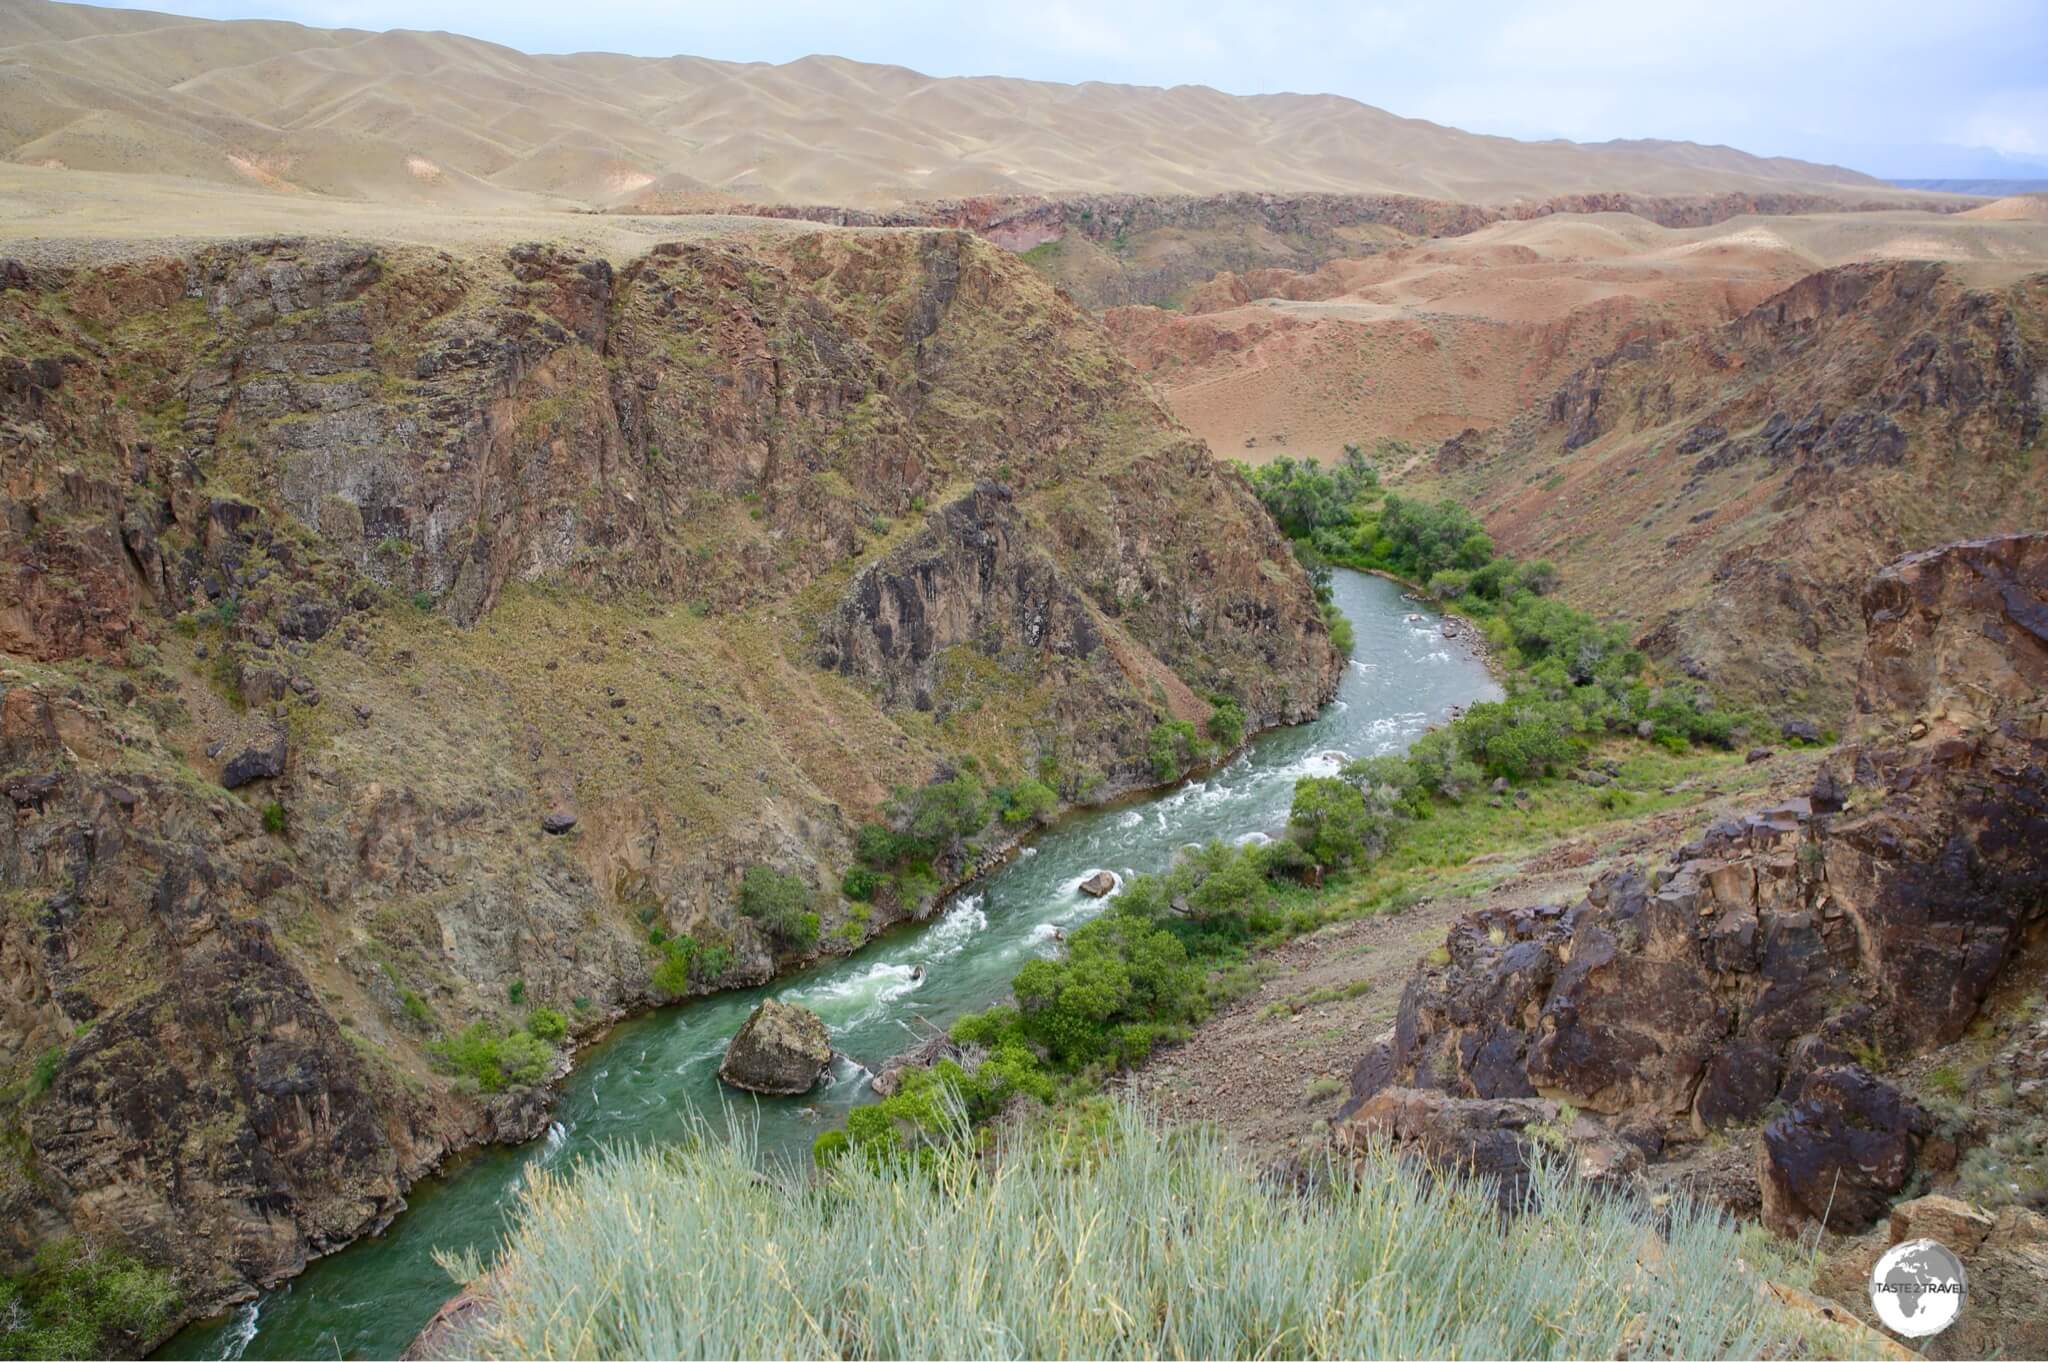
[0,227,1338,1326]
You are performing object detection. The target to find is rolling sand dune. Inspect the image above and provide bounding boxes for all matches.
[1108,211,2048,459]
[0,0,1928,211]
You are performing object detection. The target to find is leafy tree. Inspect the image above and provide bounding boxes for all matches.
[1242,456,1358,537]
[1515,559,1560,596]
[432,1022,552,1092]
[0,1238,178,1360]
[651,934,733,997]
[1170,840,1272,926]
[525,1007,568,1044]
[855,823,906,868]
[1288,776,1374,868]
[1147,720,1202,782]
[887,770,990,858]
[739,865,816,949]
[1013,904,1204,1067]
[996,778,1059,825]
[1205,697,1246,749]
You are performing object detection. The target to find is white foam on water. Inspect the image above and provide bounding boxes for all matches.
[1286,749,1349,780]
[1019,846,1037,857]
[1117,810,1143,829]
[926,897,988,956]
[826,1054,873,1089]
[796,961,922,1023]
[1234,830,1272,847]
[221,1301,261,1361]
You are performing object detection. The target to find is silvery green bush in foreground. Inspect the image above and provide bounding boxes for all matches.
[436,1103,1829,1360]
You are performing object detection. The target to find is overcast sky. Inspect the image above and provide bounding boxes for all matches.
[105,0,2048,178]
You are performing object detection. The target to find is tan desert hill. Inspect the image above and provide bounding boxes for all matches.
[1106,209,2048,458]
[0,0,1937,211]
[1961,192,2048,221]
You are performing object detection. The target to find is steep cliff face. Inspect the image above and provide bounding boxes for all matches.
[1439,262,2048,721]
[1341,532,2048,1236]
[0,227,1337,1325]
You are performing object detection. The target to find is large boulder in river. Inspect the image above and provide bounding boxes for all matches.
[718,999,833,1095]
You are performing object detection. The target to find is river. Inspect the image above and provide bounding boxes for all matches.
[162,569,1500,1360]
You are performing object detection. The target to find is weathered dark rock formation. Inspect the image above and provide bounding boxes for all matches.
[1335,1087,1652,1209]
[1340,532,2048,1234]
[718,1000,833,1095]
[1759,1065,1935,1234]
[1447,262,2048,722]
[0,227,1338,1329]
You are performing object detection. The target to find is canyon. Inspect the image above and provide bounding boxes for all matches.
[0,227,1336,1332]
[0,2,2044,1358]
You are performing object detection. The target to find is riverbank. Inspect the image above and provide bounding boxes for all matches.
[1122,742,1827,1164]
[1356,565,1505,683]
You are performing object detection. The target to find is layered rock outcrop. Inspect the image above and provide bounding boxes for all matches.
[1341,532,2048,1233]
[0,227,1338,1327]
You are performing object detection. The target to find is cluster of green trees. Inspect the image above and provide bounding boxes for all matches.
[429,1015,559,1093]
[1249,454,1761,778]
[738,866,821,954]
[649,931,736,996]
[1242,444,1381,537]
[0,1238,178,1360]
[844,763,1007,910]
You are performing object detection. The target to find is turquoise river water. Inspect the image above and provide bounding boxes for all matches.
[162,569,1499,1360]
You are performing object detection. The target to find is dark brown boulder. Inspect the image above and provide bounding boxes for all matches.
[1079,870,1117,897]
[1760,1065,1931,1234]
[220,728,287,788]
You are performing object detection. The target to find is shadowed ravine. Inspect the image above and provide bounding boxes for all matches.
[162,570,1499,1361]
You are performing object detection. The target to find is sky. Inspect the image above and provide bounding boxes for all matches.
[101,0,2048,179]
